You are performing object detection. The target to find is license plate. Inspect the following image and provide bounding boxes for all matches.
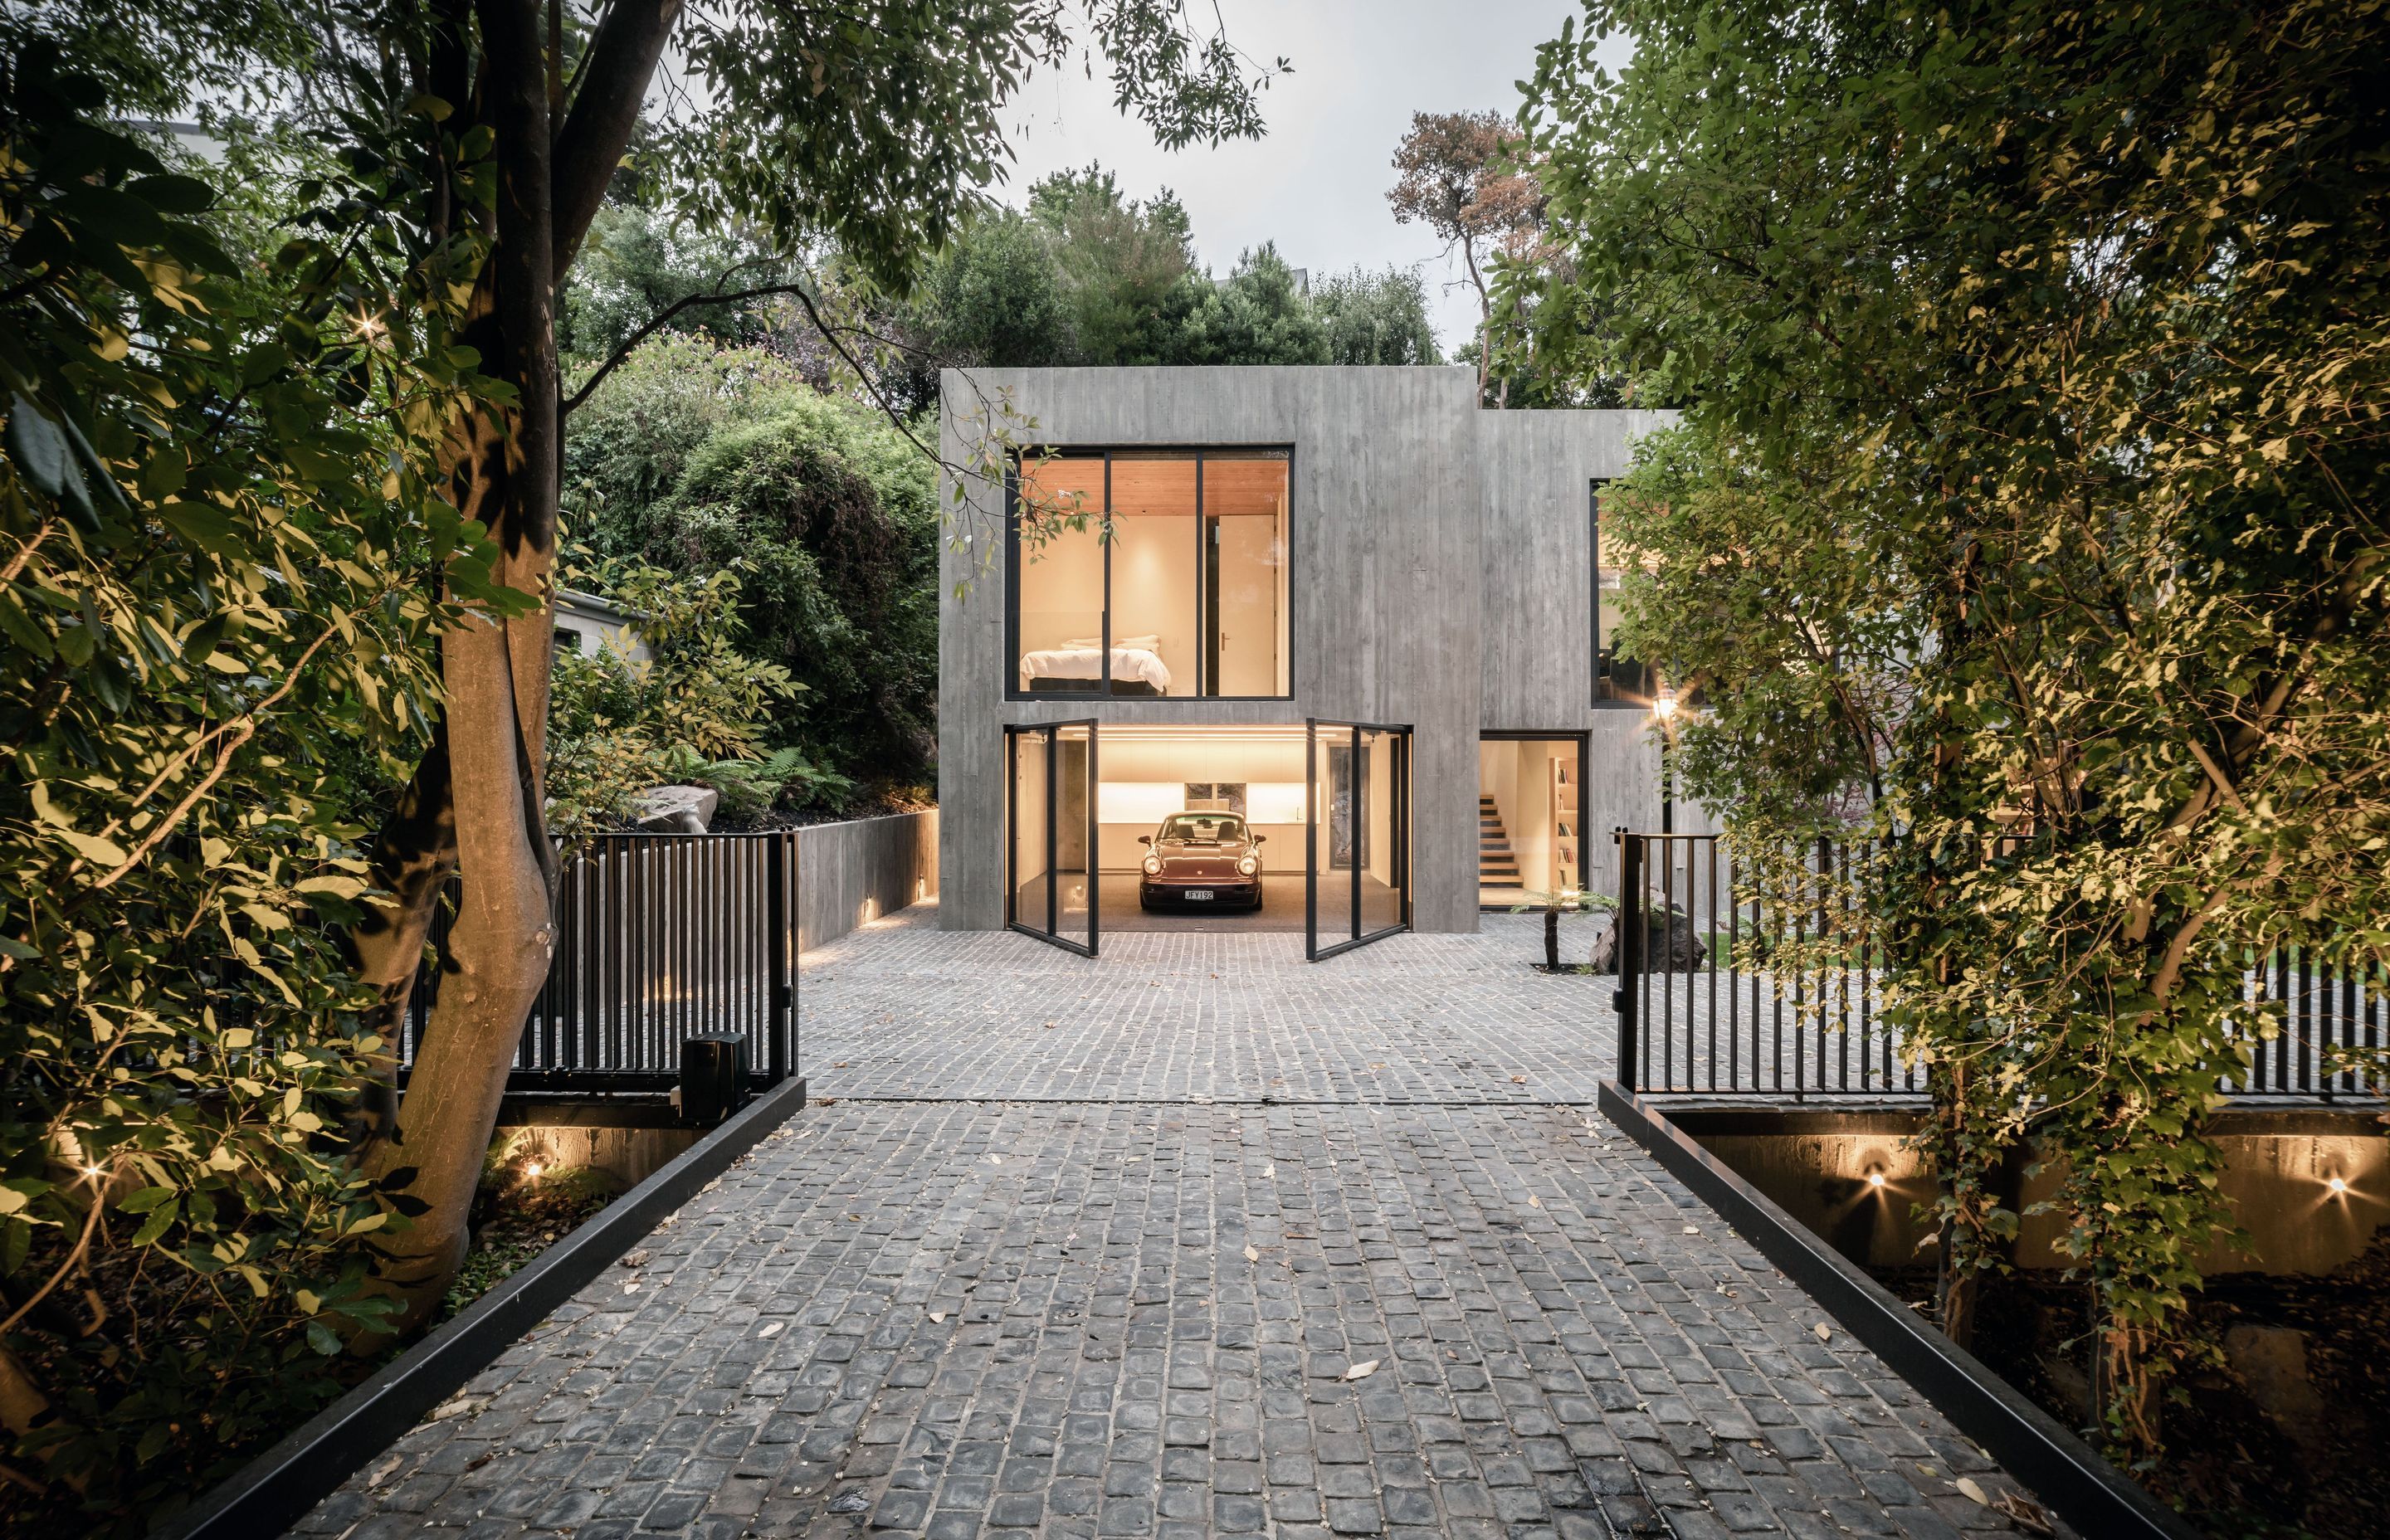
[1184,889,1213,901]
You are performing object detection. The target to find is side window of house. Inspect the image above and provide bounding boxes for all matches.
[1592,478,1648,705]
[1012,449,1291,699]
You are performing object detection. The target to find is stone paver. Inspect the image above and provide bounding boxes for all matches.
[296,906,2051,1538]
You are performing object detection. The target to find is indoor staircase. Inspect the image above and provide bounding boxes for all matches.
[1479,794,1523,894]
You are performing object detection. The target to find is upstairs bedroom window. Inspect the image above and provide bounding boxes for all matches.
[1009,449,1292,699]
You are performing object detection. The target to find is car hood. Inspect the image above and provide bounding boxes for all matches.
[1156,837,1254,856]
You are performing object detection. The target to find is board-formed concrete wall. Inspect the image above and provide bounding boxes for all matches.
[938,366,1681,933]
[796,810,937,953]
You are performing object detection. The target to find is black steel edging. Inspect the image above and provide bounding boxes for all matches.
[1596,1080,2204,1540]
[154,1074,809,1540]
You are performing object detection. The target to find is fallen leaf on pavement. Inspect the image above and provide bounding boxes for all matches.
[1954,1477,1988,1506]
[758,1323,783,1338]
[1343,1360,1378,1381]
[1812,1323,1832,1343]
[1244,1245,1260,1262]
[1262,1162,1275,1177]
[929,1311,946,1323]
[1527,1195,1542,1207]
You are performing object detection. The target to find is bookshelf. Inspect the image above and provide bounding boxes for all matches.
[1549,757,1580,894]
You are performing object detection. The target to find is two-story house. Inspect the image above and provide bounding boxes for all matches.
[936,365,1705,959]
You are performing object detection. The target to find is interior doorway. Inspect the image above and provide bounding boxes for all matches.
[1477,733,1588,909]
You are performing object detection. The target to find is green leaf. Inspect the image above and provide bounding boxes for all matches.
[129,1200,180,1245]
[116,1185,178,1213]
[157,500,244,556]
[125,173,215,214]
[6,392,72,498]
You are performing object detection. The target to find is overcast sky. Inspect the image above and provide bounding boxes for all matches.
[988,1,1632,357]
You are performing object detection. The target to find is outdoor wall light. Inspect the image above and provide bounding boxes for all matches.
[1866,1171,1888,1189]
[2329,1175,2349,1196]
[1653,686,1680,722]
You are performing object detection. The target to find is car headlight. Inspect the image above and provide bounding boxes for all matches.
[1238,855,1259,876]
[1143,855,1162,875]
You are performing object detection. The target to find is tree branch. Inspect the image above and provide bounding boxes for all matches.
[560,271,804,415]
[551,0,683,271]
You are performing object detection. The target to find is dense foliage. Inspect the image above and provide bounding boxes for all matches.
[877,168,1441,409]
[0,53,518,1526]
[564,346,939,790]
[1522,0,2388,1465]
[6,0,1296,1519]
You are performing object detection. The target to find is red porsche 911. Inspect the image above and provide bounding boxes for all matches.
[1139,811,1266,911]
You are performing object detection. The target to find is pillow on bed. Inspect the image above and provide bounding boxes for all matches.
[1056,634,1161,652]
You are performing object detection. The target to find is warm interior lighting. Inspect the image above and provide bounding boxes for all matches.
[2329,1175,2349,1195]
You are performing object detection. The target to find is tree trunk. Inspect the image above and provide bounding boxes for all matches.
[355,0,563,1333]
[1544,906,1560,970]
[344,0,683,1328]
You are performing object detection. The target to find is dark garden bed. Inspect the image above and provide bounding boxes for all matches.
[437,1151,622,1324]
[1871,1235,2390,1540]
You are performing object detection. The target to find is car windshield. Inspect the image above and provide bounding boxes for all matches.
[1158,813,1246,843]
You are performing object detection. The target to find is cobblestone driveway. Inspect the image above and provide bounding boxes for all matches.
[297,908,2050,1540]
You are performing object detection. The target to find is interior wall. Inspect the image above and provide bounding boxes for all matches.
[1093,733,1307,871]
[1015,519,1105,664]
[1109,514,1198,694]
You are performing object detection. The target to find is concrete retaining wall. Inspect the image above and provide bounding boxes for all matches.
[797,809,938,953]
[1682,1107,2390,1277]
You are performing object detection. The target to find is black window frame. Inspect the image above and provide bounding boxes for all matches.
[1005,444,1297,704]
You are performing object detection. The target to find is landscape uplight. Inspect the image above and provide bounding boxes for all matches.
[1866,1171,1887,1189]
[2329,1175,2349,1196]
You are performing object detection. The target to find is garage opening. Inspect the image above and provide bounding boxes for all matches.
[1094,724,1307,933]
[1004,722,1411,953]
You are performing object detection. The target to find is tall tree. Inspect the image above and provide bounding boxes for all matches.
[30,0,1285,1329]
[1523,0,2388,1460]
[1386,109,1543,403]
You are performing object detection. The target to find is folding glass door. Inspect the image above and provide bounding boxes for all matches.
[1007,721,1098,955]
[1305,719,1412,960]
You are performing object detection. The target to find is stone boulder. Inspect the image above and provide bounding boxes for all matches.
[635,784,718,834]
[1588,904,1707,974]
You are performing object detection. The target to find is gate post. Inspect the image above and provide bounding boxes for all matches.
[767,831,792,1084]
[1614,831,1641,1090]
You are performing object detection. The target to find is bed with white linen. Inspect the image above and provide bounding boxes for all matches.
[1018,634,1172,694]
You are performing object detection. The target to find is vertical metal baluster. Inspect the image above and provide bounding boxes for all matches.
[1728,849,1741,1094]
[1792,850,1807,1100]
[1705,838,1719,1092]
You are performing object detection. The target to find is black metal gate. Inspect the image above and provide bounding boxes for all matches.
[1612,831,2386,1101]
[403,831,798,1091]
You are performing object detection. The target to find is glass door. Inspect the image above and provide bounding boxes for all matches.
[1305,719,1411,961]
[1006,720,1099,956]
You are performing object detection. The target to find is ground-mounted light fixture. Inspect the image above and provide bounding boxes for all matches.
[2329,1174,2349,1196]
[526,1162,546,1180]
[1866,1170,1888,1190]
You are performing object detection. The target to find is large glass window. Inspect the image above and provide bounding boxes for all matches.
[1591,478,1650,705]
[1011,450,1290,698]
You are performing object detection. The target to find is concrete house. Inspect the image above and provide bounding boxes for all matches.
[935,365,1705,958]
